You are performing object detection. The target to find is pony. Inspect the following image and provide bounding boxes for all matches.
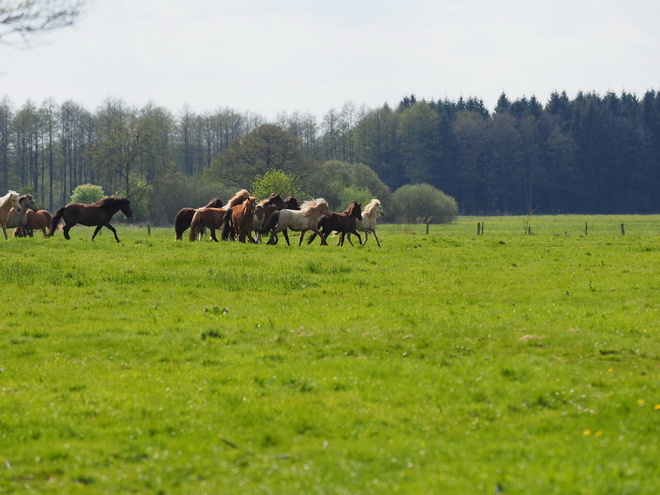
[188,189,250,242]
[47,197,132,242]
[14,209,53,238]
[5,194,39,236]
[283,196,300,210]
[260,198,332,246]
[251,193,288,244]
[220,196,257,243]
[342,198,385,247]
[0,190,21,240]
[307,200,362,246]
[174,198,224,241]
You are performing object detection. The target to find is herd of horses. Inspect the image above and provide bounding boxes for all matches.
[1,188,384,246]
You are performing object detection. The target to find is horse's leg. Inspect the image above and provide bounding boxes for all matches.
[345,233,354,246]
[105,223,121,243]
[62,224,72,240]
[281,229,290,246]
[372,229,381,247]
[298,231,306,246]
[312,227,327,245]
[350,229,362,245]
[91,225,104,240]
[209,227,219,242]
[1,223,7,240]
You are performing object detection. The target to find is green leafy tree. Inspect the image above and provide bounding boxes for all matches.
[70,183,104,204]
[392,183,458,226]
[208,124,310,188]
[251,168,304,200]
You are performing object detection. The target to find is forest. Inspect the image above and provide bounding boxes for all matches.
[1,88,660,225]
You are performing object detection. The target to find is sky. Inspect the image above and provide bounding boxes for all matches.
[1,0,659,120]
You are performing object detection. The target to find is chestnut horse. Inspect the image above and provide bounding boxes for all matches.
[221,196,257,243]
[48,197,132,242]
[14,209,53,238]
[307,200,362,246]
[188,189,250,242]
[174,198,224,241]
[0,190,21,240]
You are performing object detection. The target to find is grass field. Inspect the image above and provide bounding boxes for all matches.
[1,215,659,494]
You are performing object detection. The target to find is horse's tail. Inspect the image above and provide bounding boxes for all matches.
[260,211,279,234]
[221,207,234,241]
[189,210,203,241]
[47,206,65,237]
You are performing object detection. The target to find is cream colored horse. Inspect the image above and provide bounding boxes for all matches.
[0,191,21,240]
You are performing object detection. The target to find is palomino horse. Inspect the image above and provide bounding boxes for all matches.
[188,189,250,242]
[261,198,332,246]
[307,200,362,246]
[0,190,21,240]
[48,197,132,242]
[6,194,39,235]
[221,196,257,243]
[14,209,53,238]
[343,198,385,247]
[173,198,224,241]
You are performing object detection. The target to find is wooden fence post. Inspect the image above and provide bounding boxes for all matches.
[585,222,588,235]
[621,223,625,235]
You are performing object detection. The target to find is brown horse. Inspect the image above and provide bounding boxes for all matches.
[307,200,362,246]
[174,198,224,241]
[48,197,132,242]
[221,196,257,243]
[260,198,333,246]
[188,189,250,242]
[14,209,53,238]
[6,194,39,235]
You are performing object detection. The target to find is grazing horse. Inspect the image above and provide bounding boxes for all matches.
[221,196,257,243]
[261,198,332,246]
[343,198,385,247]
[48,197,132,242]
[188,189,250,242]
[174,198,224,241]
[14,209,53,238]
[0,190,21,240]
[6,194,39,236]
[307,200,362,246]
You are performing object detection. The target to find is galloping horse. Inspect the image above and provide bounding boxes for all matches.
[261,198,332,246]
[173,198,224,241]
[48,197,132,242]
[6,194,39,236]
[307,200,362,246]
[343,198,385,247]
[251,193,288,243]
[0,190,21,240]
[14,209,53,238]
[221,196,257,243]
[188,189,250,242]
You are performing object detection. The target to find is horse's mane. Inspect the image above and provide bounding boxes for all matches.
[343,200,361,215]
[203,198,224,208]
[1,190,18,203]
[227,189,250,208]
[93,196,129,208]
[300,198,327,216]
[363,199,381,216]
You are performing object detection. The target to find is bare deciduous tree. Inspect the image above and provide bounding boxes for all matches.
[0,0,86,46]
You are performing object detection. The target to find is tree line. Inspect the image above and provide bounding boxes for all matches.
[1,89,659,225]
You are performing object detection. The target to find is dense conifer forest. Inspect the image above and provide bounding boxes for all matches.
[1,89,659,223]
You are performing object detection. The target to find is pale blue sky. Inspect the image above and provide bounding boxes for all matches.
[2,0,658,119]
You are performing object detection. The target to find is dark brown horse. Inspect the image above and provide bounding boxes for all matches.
[174,198,224,241]
[48,197,132,242]
[14,209,53,238]
[262,195,300,245]
[307,200,362,246]
[188,189,250,242]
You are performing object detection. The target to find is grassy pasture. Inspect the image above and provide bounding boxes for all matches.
[1,215,659,494]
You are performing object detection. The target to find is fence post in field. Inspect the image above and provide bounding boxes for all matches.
[148,223,152,235]
[477,222,481,235]
[621,223,625,235]
[426,222,430,235]
[585,222,588,235]
[528,226,532,235]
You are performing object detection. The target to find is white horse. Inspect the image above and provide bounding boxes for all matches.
[0,191,21,240]
[261,198,332,246]
[342,198,385,247]
[6,194,39,236]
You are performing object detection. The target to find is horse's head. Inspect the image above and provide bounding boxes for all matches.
[10,191,21,212]
[264,193,287,210]
[349,200,362,221]
[120,199,133,218]
[317,199,332,217]
[19,194,39,212]
[284,196,300,210]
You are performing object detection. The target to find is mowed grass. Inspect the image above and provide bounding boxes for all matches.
[1,215,659,494]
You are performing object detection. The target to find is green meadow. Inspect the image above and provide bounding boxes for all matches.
[1,215,659,494]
